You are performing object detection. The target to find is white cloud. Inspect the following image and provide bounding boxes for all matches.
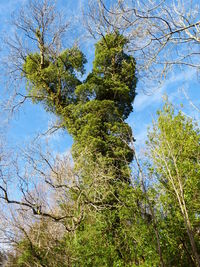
[134,68,196,112]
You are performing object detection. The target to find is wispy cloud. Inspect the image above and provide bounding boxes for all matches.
[134,68,196,112]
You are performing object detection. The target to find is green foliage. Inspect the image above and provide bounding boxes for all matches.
[78,33,137,119]
[147,101,200,266]
[23,47,86,113]
[147,102,200,220]
[23,33,136,170]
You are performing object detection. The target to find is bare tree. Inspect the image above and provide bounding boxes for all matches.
[2,0,71,117]
[85,0,200,85]
[0,143,85,228]
[7,0,69,72]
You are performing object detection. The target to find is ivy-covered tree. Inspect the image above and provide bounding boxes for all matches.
[15,0,138,261]
[22,31,138,265]
[23,32,137,181]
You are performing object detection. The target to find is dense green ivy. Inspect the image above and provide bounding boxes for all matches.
[24,33,136,168]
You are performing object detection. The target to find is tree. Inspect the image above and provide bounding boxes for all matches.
[147,101,200,266]
[16,0,138,260]
[2,1,139,264]
[21,9,138,260]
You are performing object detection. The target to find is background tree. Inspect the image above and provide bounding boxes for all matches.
[147,101,200,266]
[86,0,200,85]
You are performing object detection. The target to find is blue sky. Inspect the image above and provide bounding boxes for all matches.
[0,0,200,158]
